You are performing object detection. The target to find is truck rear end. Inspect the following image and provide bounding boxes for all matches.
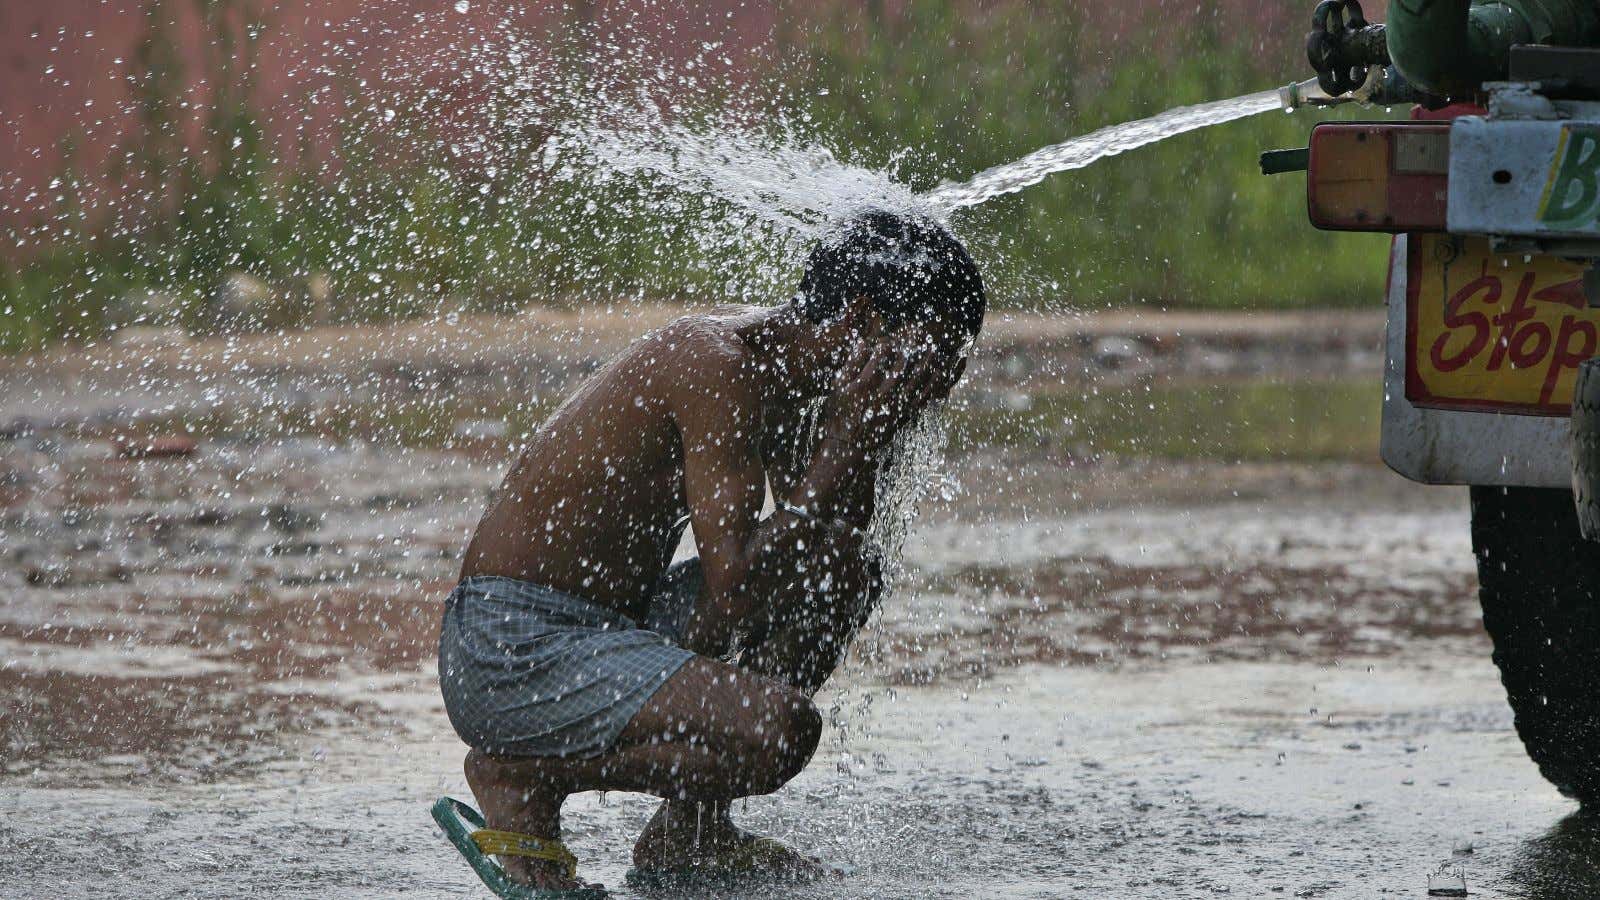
[1275,8,1600,803]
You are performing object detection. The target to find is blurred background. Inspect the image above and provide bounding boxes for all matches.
[0,0,1389,354]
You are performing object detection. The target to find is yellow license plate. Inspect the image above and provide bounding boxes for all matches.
[1407,233,1599,416]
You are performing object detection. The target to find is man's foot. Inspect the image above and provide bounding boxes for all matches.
[631,800,833,882]
[464,750,599,892]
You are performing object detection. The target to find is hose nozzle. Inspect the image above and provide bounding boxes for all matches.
[1280,77,1340,110]
[1281,65,1431,112]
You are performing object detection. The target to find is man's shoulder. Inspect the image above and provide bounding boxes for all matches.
[647,311,760,384]
[642,311,764,422]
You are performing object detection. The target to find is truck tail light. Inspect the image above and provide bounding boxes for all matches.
[1307,122,1450,232]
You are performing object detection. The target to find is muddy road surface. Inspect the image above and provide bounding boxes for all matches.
[2,310,1594,898]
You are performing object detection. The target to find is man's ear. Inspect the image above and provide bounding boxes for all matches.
[846,296,892,340]
[812,299,862,372]
[837,294,870,331]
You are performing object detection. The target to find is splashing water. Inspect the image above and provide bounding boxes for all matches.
[923,90,1282,212]
[788,396,952,601]
[537,80,1285,586]
[549,100,929,245]
[543,83,1284,298]
[867,407,952,592]
[552,89,1286,246]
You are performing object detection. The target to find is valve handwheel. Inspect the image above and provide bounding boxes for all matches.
[1308,0,1379,96]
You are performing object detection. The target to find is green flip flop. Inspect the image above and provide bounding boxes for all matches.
[430,796,607,899]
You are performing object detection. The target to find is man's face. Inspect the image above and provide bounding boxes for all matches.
[823,297,969,404]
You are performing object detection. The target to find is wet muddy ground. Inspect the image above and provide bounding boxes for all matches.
[3,310,1595,897]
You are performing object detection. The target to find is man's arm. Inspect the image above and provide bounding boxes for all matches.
[675,341,955,655]
[817,357,962,531]
[672,376,836,656]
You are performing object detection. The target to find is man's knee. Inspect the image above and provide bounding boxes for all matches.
[744,694,821,794]
[781,697,823,779]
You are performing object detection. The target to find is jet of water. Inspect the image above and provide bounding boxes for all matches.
[923,90,1282,212]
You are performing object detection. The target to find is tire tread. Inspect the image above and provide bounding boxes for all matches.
[1473,485,1600,804]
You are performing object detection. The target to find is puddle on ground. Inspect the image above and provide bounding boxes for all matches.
[7,315,1585,897]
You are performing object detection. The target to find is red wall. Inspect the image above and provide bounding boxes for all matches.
[0,0,775,240]
[1,0,1313,243]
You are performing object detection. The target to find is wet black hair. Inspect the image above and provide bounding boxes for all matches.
[794,210,986,346]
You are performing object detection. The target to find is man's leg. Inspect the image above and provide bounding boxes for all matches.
[465,657,821,889]
[632,530,882,874]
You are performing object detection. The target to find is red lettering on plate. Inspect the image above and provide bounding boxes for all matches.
[1489,274,1546,370]
[1544,315,1598,405]
[1431,266,1496,373]
[1534,277,1586,309]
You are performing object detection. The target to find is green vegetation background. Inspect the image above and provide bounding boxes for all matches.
[791,3,1391,315]
[0,0,1394,353]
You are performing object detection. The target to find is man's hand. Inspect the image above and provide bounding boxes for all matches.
[823,334,965,453]
[675,325,965,654]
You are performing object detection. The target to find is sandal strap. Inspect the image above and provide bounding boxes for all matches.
[470,829,579,879]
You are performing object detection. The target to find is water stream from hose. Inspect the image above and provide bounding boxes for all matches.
[923,89,1282,212]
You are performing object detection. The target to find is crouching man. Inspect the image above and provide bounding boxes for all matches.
[434,211,985,893]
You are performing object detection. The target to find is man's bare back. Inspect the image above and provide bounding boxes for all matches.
[461,313,779,616]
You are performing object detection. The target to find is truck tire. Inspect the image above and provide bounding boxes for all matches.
[1572,358,1600,540]
[1472,485,1600,805]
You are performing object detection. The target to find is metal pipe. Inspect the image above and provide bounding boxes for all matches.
[1386,0,1600,98]
[1280,66,1427,111]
